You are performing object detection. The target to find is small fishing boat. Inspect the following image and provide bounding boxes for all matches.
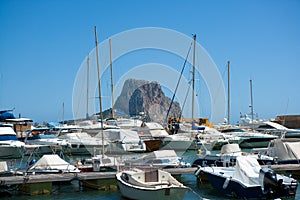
[195,156,298,199]
[116,168,189,200]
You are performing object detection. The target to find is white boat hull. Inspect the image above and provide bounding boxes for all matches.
[116,169,189,200]
[117,178,188,200]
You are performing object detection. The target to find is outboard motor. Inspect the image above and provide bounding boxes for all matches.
[259,168,278,198]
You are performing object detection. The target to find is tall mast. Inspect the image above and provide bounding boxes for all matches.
[250,79,254,130]
[86,54,90,119]
[94,26,105,157]
[109,38,114,118]
[192,34,196,123]
[62,102,64,125]
[227,61,230,125]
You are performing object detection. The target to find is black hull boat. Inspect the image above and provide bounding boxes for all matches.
[195,156,298,199]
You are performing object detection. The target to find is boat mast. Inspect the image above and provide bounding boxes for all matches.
[109,38,114,118]
[94,26,105,158]
[227,61,230,125]
[192,34,196,124]
[165,43,192,125]
[250,79,254,130]
[86,54,90,119]
[62,102,64,125]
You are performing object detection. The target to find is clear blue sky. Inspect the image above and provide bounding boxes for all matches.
[0,0,299,124]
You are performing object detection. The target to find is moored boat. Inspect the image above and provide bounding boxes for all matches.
[116,168,189,200]
[58,130,108,155]
[256,121,300,138]
[195,156,298,199]
[192,143,274,167]
[251,138,300,164]
[0,124,25,159]
[24,128,71,155]
[124,150,190,168]
[27,154,80,174]
[220,127,277,148]
[77,153,122,172]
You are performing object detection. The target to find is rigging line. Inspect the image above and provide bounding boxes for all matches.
[187,186,206,200]
[179,80,192,119]
[165,42,193,124]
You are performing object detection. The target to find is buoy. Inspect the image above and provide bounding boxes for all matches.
[197,149,202,154]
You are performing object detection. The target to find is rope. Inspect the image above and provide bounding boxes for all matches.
[179,80,191,119]
[187,186,208,200]
[165,42,193,123]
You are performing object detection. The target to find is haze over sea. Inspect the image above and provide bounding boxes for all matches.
[1,0,300,125]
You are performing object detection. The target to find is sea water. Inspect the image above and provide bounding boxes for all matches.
[3,150,300,200]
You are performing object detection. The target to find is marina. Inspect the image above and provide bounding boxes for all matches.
[1,80,300,199]
[1,1,300,200]
[0,151,300,198]
[1,164,299,187]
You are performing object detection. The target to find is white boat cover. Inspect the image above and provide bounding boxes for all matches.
[29,154,78,171]
[147,150,178,159]
[102,129,141,143]
[138,122,169,137]
[270,139,300,161]
[148,129,169,137]
[233,156,261,186]
[0,161,8,172]
[60,131,108,145]
[126,150,179,165]
[219,143,242,155]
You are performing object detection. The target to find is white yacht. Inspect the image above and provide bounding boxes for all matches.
[0,124,25,159]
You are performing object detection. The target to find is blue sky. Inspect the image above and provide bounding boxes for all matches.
[0,0,299,124]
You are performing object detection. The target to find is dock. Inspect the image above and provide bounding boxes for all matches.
[0,168,198,185]
[0,165,299,195]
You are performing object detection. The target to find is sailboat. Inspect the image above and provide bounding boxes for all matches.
[78,26,120,172]
[219,79,277,149]
[165,35,228,151]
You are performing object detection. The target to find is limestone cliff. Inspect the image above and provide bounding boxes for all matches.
[114,79,181,123]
